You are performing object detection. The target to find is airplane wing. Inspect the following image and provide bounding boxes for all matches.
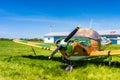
[90,50,120,56]
[13,39,56,51]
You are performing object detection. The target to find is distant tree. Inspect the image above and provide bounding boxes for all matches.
[20,38,44,42]
[0,38,13,41]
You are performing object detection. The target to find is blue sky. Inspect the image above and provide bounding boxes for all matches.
[0,0,120,38]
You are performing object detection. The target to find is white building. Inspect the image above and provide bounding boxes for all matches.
[98,30,120,44]
[44,32,69,43]
[44,29,120,44]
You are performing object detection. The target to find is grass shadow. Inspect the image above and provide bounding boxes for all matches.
[21,55,120,70]
[61,56,120,70]
[72,56,120,68]
[21,54,63,62]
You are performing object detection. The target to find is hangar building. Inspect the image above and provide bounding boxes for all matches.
[44,32,69,43]
[44,29,120,44]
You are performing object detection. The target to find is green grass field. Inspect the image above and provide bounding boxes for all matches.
[0,40,120,80]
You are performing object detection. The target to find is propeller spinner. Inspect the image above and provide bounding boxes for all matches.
[48,27,80,59]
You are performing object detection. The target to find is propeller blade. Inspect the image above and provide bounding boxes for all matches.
[48,46,62,59]
[49,27,80,59]
[64,27,79,42]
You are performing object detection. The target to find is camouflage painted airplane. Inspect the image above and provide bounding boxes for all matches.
[13,27,120,71]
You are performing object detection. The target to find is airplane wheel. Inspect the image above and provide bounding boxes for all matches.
[65,65,73,72]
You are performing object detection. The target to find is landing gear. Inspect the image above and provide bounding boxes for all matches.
[65,61,74,72]
[61,56,67,63]
[65,65,73,72]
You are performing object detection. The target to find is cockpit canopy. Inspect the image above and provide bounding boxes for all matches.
[74,29,101,40]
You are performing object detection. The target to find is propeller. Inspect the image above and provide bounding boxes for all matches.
[48,27,80,59]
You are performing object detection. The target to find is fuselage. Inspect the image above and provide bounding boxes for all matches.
[56,29,102,60]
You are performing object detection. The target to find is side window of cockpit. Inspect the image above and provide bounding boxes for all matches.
[68,41,73,45]
[78,38,91,46]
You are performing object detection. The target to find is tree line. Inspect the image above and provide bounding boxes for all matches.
[0,38,44,42]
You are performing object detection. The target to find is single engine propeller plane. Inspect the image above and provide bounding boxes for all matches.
[13,27,120,71]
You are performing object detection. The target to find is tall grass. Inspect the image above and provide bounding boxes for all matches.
[0,40,120,80]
